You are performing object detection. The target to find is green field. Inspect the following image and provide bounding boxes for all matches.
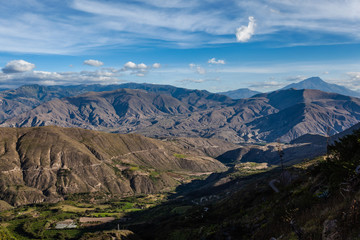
[0,194,167,240]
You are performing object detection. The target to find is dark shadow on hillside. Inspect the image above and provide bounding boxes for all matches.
[216,142,326,166]
[117,164,309,240]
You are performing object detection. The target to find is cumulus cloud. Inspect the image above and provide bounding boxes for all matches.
[208,58,225,65]
[236,16,256,42]
[189,63,206,75]
[137,63,147,69]
[2,60,35,73]
[0,59,162,88]
[124,61,137,69]
[84,59,104,67]
[0,68,124,88]
[152,63,161,68]
[122,61,160,77]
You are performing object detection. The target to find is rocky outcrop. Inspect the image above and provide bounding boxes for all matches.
[322,219,341,240]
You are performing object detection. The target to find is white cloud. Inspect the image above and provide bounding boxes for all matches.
[196,66,206,75]
[236,16,256,42]
[123,61,149,71]
[208,58,225,65]
[179,77,220,84]
[0,68,125,88]
[343,72,360,91]
[84,59,104,67]
[249,81,285,89]
[124,61,137,69]
[122,61,159,77]
[137,63,147,69]
[189,63,196,68]
[347,72,360,80]
[180,78,205,83]
[285,75,307,82]
[152,63,161,68]
[189,63,206,75]
[2,60,35,73]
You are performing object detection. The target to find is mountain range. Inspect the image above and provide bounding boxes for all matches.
[2,87,360,143]
[217,88,261,99]
[0,77,360,143]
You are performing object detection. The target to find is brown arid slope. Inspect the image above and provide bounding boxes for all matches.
[0,126,229,206]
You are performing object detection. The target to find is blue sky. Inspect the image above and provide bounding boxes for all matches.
[0,0,360,92]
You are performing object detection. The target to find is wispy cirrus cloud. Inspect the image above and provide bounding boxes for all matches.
[248,81,286,89]
[0,0,359,54]
[178,77,220,84]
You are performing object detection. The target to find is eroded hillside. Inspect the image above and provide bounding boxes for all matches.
[0,126,231,206]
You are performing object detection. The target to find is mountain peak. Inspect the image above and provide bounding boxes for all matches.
[302,76,323,83]
[282,77,360,97]
[217,88,261,99]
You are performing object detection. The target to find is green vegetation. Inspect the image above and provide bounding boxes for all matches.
[128,166,140,171]
[173,153,187,159]
[0,194,167,239]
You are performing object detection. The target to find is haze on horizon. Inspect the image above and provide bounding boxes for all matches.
[0,0,359,92]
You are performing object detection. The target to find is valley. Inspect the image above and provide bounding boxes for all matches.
[2,1,360,238]
[0,79,359,239]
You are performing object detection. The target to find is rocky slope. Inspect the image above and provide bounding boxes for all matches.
[0,126,230,206]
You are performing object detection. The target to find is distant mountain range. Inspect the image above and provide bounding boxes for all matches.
[217,88,261,99]
[2,84,360,143]
[217,77,360,99]
[282,76,360,97]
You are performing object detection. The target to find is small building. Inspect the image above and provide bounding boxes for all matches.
[55,219,77,229]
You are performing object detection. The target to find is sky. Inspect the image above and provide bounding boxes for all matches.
[0,0,360,92]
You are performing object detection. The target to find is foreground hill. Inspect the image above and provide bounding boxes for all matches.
[2,88,360,143]
[0,126,230,206]
[125,130,360,239]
